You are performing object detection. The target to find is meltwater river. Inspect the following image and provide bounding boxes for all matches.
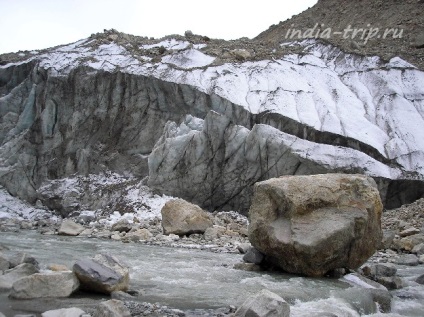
[0,231,423,316]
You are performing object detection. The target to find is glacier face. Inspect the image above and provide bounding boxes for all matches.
[0,36,423,213]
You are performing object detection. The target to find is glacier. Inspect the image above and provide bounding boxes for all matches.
[0,33,423,213]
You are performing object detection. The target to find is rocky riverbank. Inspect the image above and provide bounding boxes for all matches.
[1,187,424,316]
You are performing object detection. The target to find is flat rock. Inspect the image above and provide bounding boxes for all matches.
[41,307,86,317]
[375,276,404,290]
[399,227,421,237]
[0,263,39,290]
[9,271,80,299]
[93,299,131,317]
[396,254,419,266]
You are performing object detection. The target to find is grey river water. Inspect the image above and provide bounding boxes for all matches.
[1,231,424,316]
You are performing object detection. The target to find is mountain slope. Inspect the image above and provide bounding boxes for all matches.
[256,0,424,70]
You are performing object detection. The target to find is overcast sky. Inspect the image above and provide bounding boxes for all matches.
[0,0,318,54]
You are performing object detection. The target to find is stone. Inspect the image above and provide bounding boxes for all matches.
[161,199,213,235]
[380,230,396,249]
[368,289,392,313]
[415,33,424,48]
[42,307,86,317]
[367,263,397,277]
[73,254,129,294]
[93,299,131,317]
[125,228,152,241]
[8,252,39,269]
[334,288,380,316]
[399,227,421,237]
[79,228,93,236]
[0,263,39,290]
[416,274,424,285]
[412,243,424,255]
[111,290,134,301]
[231,49,252,61]
[375,276,404,290]
[48,264,70,271]
[110,233,122,241]
[234,289,290,317]
[396,254,419,266]
[233,263,262,272]
[248,174,383,277]
[237,243,252,254]
[343,273,388,291]
[10,271,79,299]
[204,225,226,240]
[419,254,424,264]
[111,219,132,233]
[58,219,85,236]
[243,248,264,265]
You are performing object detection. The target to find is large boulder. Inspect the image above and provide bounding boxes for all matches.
[234,289,290,317]
[9,271,80,299]
[248,174,383,277]
[73,254,129,294]
[161,199,213,235]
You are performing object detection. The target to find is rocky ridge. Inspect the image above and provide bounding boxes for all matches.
[256,0,424,70]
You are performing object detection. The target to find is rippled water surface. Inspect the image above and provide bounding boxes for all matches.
[1,231,423,316]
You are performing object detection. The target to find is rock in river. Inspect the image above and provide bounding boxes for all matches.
[248,174,383,277]
[9,271,80,299]
[73,254,129,294]
[161,199,213,236]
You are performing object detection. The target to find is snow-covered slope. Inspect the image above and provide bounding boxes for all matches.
[4,37,422,177]
[0,33,423,213]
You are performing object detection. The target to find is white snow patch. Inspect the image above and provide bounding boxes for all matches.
[0,186,56,221]
[387,57,416,69]
[142,39,190,51]
[9,39,424,178]
[161,49,215,69]
[193,43,207,49]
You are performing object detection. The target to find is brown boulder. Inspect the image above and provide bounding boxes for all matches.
[248,174,383,277]
[161,199,213,235]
